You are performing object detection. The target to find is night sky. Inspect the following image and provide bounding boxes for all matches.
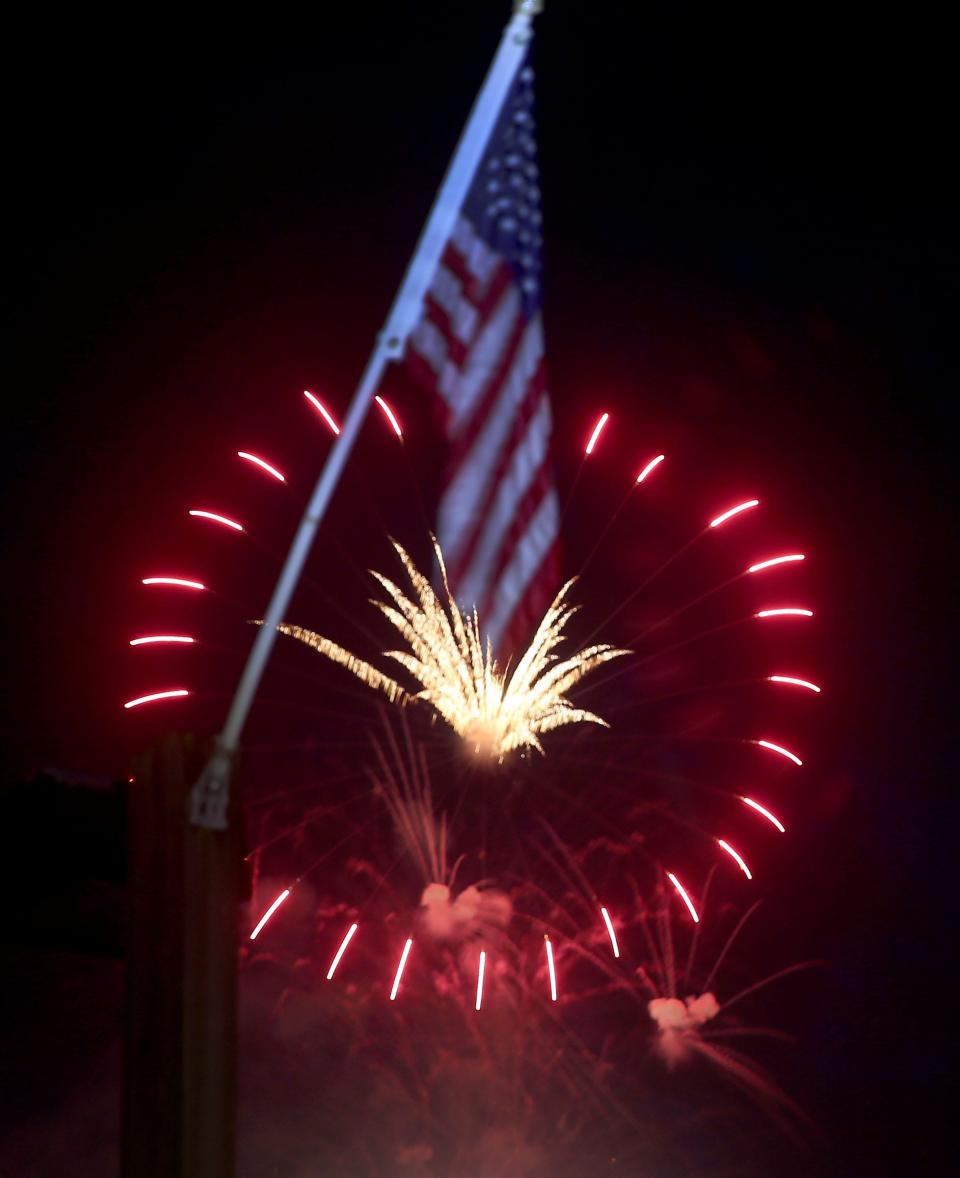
[3,5,955,1175]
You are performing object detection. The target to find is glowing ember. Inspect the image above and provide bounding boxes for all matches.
[142,577,205,590]
[544,935,558,1001]
[755,607,813,618]
[600,906,620,958]
[740,796,787,833]
[716,839,753,880]
[389,937,413,1001]
[268,539,629,759]
[666,872,700,923]
[304,390,341,435]
[709,499,760,529]
[326,923,358,980]
[747,554,805,574]
[129,635,195,646]
[249,888,291,940]
[585,412,609,455]
[237,451,286,482]
[768,675,821,693]
[755,739,803,766]
[123,689,189,710]
[475,949,487,1011]
[374,395,403,438]
[636,454,665,483]
[188,509,244,532]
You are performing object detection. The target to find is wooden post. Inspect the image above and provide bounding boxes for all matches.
[182,765,241,1178]
[123,733,242,1178]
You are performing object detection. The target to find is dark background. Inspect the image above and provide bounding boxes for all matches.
[2,4,955,1174]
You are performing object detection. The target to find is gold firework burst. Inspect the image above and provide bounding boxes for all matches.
[263,540,630,759]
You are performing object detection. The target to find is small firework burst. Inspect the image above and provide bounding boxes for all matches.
[263,538,630,759]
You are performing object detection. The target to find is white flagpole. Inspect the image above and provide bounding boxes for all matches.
[191,1,543,828]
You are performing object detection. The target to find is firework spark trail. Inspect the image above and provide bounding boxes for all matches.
[755,607,813,618]
[747,553,805,574]
[188,509,245,532]
[768,675,821,693]
[636,454,666,483]
[475,949,486,1010]
[123,688,190,709]
[667,873,700,923]
[249,888,291,940]
[326,923,358,980]
[389,938,413,1000]
[303,389,341,434]
[584,412,610,455]
[129,635,195,646]
[237,451,287,482]
[709,499,760,529]
[741,797,786,832]
[544,935,558,1001]
[141,576,205,590]
[754,739,803,766]
[374,395,403,438]
[716,839,753,880]
[600,907,621,957]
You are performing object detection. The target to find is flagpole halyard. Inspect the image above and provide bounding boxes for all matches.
[191,3,542,829]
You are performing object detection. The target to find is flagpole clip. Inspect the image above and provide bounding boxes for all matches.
[190,744,234,830]
[380,329,406,359]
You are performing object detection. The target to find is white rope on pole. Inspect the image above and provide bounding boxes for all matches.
[191,1,542,828]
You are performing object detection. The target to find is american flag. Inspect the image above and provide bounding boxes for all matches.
[404,61,560,658]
